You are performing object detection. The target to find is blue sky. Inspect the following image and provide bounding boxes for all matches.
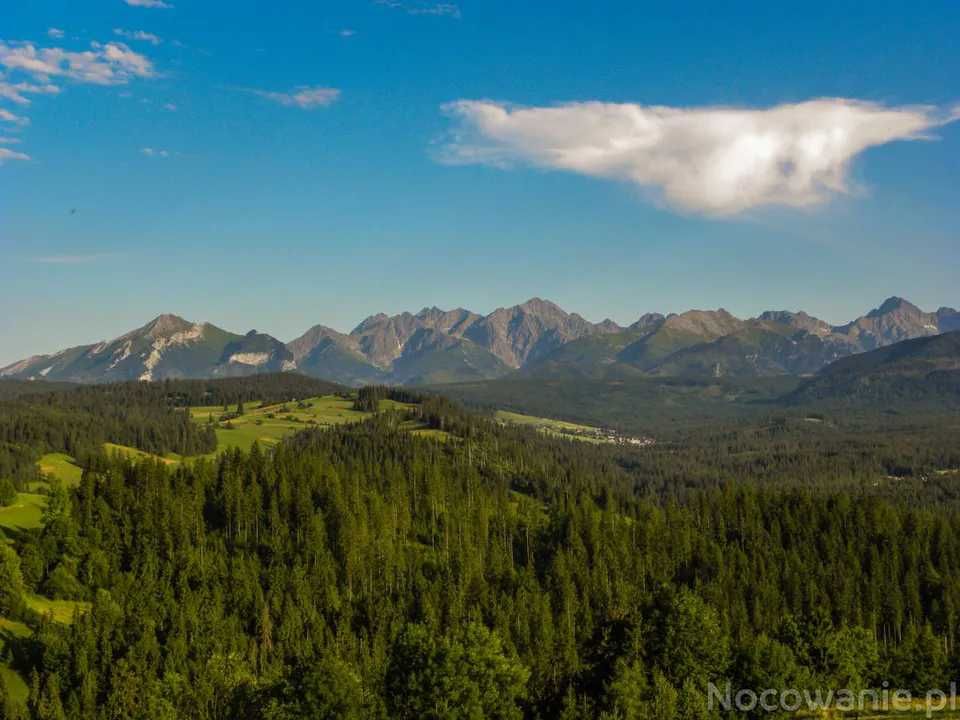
[1,0,958,365]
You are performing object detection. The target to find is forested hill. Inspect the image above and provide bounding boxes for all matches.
[1,387,960,717]
[0,374,342,486]
[788,331,960,404]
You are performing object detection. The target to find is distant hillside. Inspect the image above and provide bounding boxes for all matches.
[431,374,802,433]
[788,332,960,404]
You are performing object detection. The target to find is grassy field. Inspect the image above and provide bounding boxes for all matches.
[196,395,417,454]
[494,409,611,444]
[30,396,438,483]
[23,594,91,624]
[0,492,47,538]
[104,442,181,465]
[37,452,84,486]
[0,599,89,705]
[0,617,30,704]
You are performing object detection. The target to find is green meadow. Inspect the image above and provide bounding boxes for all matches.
[198,394,418,454]
[494,409,611,444]
[23,595,91,624]
[33,395,440,485]
[37,452,84,486]
[0,492,46,539]
[0,617,30,705]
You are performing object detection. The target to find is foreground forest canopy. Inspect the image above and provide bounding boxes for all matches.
[1,375,960,718]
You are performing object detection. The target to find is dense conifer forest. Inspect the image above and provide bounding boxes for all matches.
[1,376,959,718]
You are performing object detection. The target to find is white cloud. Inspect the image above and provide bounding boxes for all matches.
[113,28,162,46]
[0,41,155,85]
[249,85,340,109]
[47,28,65,40]
[339,29,356,38]
[124,0,173,8]
[141,147,169,157]
[441,98,960,216]
[163,102,177,111]
[0,136,21,144]
[0,147,30,164]
[0,80,60,105]
[0,108,30,126]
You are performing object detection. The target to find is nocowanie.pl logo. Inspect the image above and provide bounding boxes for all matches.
[708,682,960,718]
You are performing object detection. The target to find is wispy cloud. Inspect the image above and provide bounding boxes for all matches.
[0,147,30,164]
[0,136,21,144]
[376,0,461,17]
[0,108,30,126]
[0,80,60,105]
[248,85,340,109]
[30,254,110,264]
[0,41,155,85]
[123,0,173,8]
[113,28,162,46]
[47,28,65,40]
[0,38,158,166]
[440,98,960,216]
[163,102,177,111]
[141,147,169,157]
[339,29,357,38]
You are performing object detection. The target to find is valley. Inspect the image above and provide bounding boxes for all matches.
[1,311,959,719]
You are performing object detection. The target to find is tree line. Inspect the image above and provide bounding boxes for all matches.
[2,393,960,718]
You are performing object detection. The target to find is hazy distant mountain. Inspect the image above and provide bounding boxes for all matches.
[833,296,947,350]
[462,297,613,367]
[281,297,615,385]
[286,325,386,386]
[0,314,293,383]
[3,297,957,386]
[525,297,959,381]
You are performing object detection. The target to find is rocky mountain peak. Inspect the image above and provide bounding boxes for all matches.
[758,310,834,336]
[868,296,921,318]
[142,313,195,339]
[351,313,391,334]
[663,308,744,338]
[518,297,562,314]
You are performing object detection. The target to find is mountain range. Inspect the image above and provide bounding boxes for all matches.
[2,296,958,386]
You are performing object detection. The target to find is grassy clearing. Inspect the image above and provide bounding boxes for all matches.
[37,452,84,487]
[397,418,453,442]
[0,663,28,705]
[0,617,31,704]
[37,397,447,482]
[195,395,419,455]
[494,410,610,444]
[23,594,90,624]
[104,442,181,465]
[0,493,47,536]
[0,618,29,640]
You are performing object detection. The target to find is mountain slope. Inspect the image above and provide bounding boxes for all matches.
[834,296,948,350]
[462,297,614,368]
[524,298,959,382]
[0,315,292,383]
[616,309,744,369]
[286,297,617,385]
[788,331,960,404]
[286,325,386,385]
[4,296,957,386]
[388,328,511,385]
